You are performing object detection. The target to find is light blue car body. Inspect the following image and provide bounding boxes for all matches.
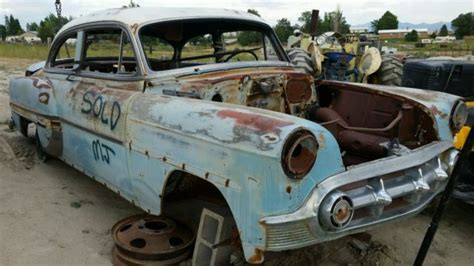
[8,7,463,263]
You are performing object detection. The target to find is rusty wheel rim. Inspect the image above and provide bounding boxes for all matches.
[111,214,195,261]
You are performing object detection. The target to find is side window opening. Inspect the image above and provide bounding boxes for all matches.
[141,35,175,71]
[51,33,77,69]
[82,28,137,75]
[139,20,286,72]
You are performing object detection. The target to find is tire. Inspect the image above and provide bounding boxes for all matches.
[36,131,49,162]
[369,56,403,86]
[19,117,30,138]
[287,48,314,75]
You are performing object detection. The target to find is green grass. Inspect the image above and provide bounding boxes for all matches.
[0,43,50,60]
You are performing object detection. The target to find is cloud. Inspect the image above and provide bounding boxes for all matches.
[0,0,472,29]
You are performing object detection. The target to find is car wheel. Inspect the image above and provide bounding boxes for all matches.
[369,56,403,86]
[287,48,315,75]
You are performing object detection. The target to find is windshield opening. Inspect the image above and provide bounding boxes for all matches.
[139,19,285,72]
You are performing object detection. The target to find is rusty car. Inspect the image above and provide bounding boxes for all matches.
[8,7,468,264]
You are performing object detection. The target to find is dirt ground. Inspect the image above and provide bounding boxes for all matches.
[1,57,473,265]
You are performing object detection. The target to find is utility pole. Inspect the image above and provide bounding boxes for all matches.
[55,0,62,18]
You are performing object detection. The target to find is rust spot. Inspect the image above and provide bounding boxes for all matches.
[430,105,447,119]
[335,206,349,221]
[318,132,326,148]
[286,185,292,194]
[130,23,139,34]
[286,79,312,103]
[38,92,49,104]
[225,179,230,187]
[248,248,264,264]
[31,77,53,90]
[217,109,292,133]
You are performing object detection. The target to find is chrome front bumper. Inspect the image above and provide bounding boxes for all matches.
[261,141,457,251]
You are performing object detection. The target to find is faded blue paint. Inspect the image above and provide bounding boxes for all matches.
[125,93,345,257]
[10,73,463,263]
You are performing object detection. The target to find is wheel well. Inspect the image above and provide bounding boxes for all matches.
[160,171,248,262]
[160,171,241,249]
[19,116,32,138]
[162,170,227,206]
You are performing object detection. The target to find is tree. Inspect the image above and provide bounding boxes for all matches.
[451,12,473,39]
[405,30,418,42]
[0,25,6,41]
[315,14,331,35]
[237,9,261,46]
[37,14,70,42]
[123,0,140,8]
[273,18,294,43]
[330,7,350,33]
[298,11,312,33]
[298,9,350,35]
[371,11,398,33]
[4,14,23,36]
[430,31,437,39]
[247,9,260,17]
[439,24,448,36]
[26,22,39,32]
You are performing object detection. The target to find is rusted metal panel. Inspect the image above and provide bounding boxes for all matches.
[318,80,460,142]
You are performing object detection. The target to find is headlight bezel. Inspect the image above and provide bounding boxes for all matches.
[450,100,468,132]
[316,36,326,45]
[281,130,318,179]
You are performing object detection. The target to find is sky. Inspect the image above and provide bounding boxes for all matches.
[0,0,472,29]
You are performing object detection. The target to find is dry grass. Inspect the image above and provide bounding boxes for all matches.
[0,43,50,60]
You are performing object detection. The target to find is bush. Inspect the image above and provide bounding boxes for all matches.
[405,30,418,42]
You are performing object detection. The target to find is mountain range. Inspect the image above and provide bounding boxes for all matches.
[352,22,452,32]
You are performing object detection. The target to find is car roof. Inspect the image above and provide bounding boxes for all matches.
[57,7,267,35]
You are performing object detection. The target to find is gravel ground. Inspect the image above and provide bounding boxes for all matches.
[0,57,473,265]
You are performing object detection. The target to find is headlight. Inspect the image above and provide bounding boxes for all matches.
[450,101,468,132]
[282,130,318,179]
[316,36,326,45]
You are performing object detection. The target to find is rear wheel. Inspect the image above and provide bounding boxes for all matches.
[36,131,49,162]
[369,56,403,86]
[19,117,31,138]
[287,48,314,75]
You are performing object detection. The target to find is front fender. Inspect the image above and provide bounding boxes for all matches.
[125,94,345,263]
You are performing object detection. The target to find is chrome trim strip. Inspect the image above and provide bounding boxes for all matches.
[262,141,452,224]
